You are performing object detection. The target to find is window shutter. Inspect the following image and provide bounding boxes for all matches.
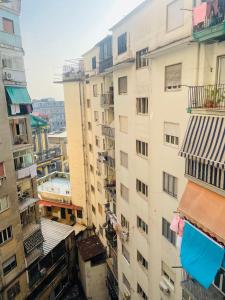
[164,122,179,137]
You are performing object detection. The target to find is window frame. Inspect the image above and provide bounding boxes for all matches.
[118,76,128,95]
[136,140,148,158]
[3,17,14,34]
[0,196,9,213]
[162,218,176,246]
[0,226,13,245]
[137,250,148,270]
[117,33,127,55]
[3,255,17,276]
[92,56,97,70]
[137,216,148,234]
[120,151,128,168]
[93,84,98,97]
[136,48,149,69]
[163,171,178,198]
[165,63,182,91]
[136,179,148,198]
[122,244,130,263]
[136,98,149,115]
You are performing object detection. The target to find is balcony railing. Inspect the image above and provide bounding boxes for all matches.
[106,266,119,300]
[100,92,114,108]
[102,125,115,139]
[188,85,225,110]
[105,227,117,249]
[35,147,62,163]
[104,179,116,200]
[99,56,113,73]
[13,134,28,146]
[181,271,224,300]
[193,1,225,42]
[103,154,115,170]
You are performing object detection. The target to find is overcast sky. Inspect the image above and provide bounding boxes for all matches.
[20,0,144,100]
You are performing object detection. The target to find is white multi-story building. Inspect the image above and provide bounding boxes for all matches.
[62,0,225,299]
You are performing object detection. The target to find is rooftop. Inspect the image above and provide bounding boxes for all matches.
[48,131,67,139]
[41,218,74,255]
[37,172,71,196]
[77,235,106,262]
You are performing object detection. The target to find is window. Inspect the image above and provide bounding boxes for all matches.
[47,206,52,212]
[77,210,83,219]
[217,56,225,84]
[92,56,96,70]
[90,165,94,173]
[137,283,148,300]
[120,183,129,202]
[122,244,130,263]
[122,273,131,292]
[7,281,20,300]
[167,0,184,32]
[13,149,33,170]
[3,255,17,275]
[93,84,98,97]
[118,33,127,55]
[162,261,175,287]
[0,226,12,245]
[164,122,179,146]
[97,182,102,193]
[121,214,129,230]
[162,218,176,246]
[137,216,148,234]
[118,76,127,94]
[87,99,91,108]
[137,250,148,270]
[119,116,128,133]
[98,203,103,215]
[163,172,178,198]
[89,144,93,152]
[0,162,5,177]
[120,151,128,168]
[136,98,148,115]
[88,122,92,131]
[67,209,72,214]
[0,196,9,213]
[3,18,14,34]
[136,140,148,157]
[94,111,99,122]
[165,63,182,91]
[91,185,95,193]
[136,179,148,197]
[92,205,96,215]
[95,136,100,147]
[136,48,148,69]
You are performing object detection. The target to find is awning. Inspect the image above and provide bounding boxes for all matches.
[181,222,224,288]
[178,181,225,244]
[39,199,81,210]
[5,86,31,105]
[179,115,225,168]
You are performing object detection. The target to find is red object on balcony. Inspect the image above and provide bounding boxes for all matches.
[39,199,82,210]
[193,2,208,26]
[0,162,5,177]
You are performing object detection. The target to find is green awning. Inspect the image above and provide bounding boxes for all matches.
[30,115,48,128]
[5,86,31,105]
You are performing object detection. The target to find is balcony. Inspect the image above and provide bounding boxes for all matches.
[102,125,115,139]
[181,272,224,300]
[18,197,38,212]
[106,266,119,300]
[193,1,225,42]
[188,85,225,112]
[100,92,114,108]
[35,147,62,163]
[102,154,115,170]
[0,31,22,48]
[99,56,113,73]
[16,164,37,180]
[105,227,117,250]
[104,180,116,201]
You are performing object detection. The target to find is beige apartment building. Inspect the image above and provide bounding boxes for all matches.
[62,0,225,299]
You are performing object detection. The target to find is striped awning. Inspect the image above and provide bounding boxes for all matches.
[179,115,225,168]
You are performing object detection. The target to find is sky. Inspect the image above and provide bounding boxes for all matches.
[20,0,144,100]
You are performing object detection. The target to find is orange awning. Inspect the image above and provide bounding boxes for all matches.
[39,199,82,210]
[178,181,225,244]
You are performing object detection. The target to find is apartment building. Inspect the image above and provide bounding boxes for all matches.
[61,0,225,299]
[32,98,66,132]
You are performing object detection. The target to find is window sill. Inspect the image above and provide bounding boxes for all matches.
[0,207,9,214]
[137,192,148,201]
[165,88,182,92]
[136,113,149,116]
[0,237,13,247]
[136,153,148,160]
[136,66,149,70]
[164,142,179,149]
[163,190,177,200]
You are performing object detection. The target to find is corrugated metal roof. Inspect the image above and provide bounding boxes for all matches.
[40,218,74,255]
[77,235,105,262]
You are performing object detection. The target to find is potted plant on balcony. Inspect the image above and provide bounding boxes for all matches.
[204,86,225,108]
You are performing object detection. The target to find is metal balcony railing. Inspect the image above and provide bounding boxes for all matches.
[188,85,225,110]
[100,92,114,108]
[105,227,117,249]
[13,134,29,145]
[35,147,62,163]
[102,125,115,139]
[181,271,224,300]
[193,0,225,34]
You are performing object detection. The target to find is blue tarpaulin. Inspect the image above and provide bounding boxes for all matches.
[180,222,225,289]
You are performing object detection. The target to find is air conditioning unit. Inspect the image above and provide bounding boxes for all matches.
[159,280,170,295]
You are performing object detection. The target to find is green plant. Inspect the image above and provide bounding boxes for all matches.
[204,86,225,108]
